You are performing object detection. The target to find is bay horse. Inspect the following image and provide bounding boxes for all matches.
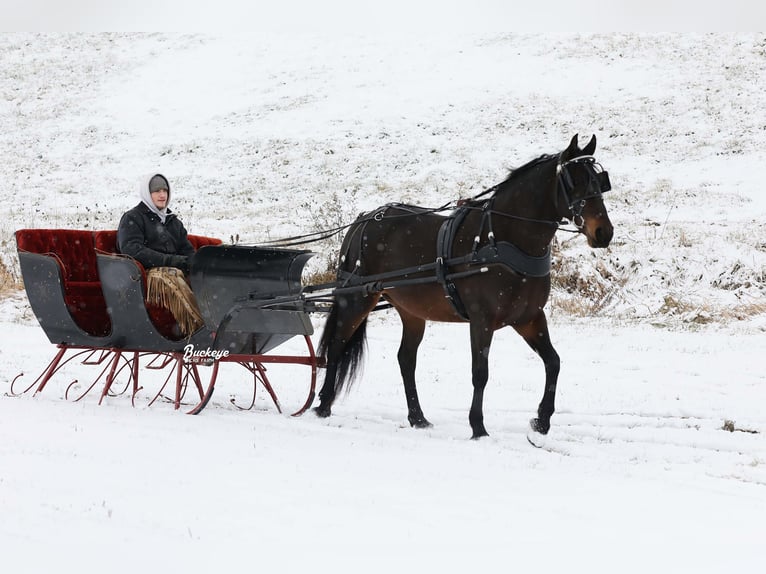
[314,134,613,444]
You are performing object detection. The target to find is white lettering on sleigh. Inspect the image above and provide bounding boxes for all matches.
[183,344,230,363]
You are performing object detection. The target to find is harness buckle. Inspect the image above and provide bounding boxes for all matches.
[571,199,586,229]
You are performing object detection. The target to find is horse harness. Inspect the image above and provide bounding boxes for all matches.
[435,203,551,320]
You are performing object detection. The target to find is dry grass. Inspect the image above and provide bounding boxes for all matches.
[550,246,628,316]
[722,419,759,434]
[304,266,337,287]
[655,295,766,324]
[720,301,766,321]
[0,257,22,297]
[659,295,711,324]
[677,228,692,248]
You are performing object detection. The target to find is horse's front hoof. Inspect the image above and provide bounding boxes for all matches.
[313,405,332,418]
[408,416,433,429]
[470,428,489,440]
[527,418,548,448]
[529,417,549,434]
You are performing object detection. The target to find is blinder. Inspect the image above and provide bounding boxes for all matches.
[597,170,611,193]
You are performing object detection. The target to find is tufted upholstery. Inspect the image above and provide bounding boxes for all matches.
[16,228,100,282]
[16,229,110,336]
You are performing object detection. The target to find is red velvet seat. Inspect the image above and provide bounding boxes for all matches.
[16,229,110,337]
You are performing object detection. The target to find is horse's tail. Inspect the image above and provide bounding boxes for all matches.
[317,301,368,396]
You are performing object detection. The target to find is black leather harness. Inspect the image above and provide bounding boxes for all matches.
[435,203,551,320]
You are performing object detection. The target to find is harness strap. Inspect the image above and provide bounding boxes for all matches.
[436,209,472,320]
[474,242,550,277]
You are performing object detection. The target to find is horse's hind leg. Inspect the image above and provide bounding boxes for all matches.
[394,307,431,428]
[514,312,560,436]
[314,293,378,418]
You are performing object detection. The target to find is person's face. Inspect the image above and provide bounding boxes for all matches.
[151,188,168,209]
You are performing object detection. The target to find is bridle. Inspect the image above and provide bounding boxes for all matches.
[556,154,612,229]
[473,153,612,234]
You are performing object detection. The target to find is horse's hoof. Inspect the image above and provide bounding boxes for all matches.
[529,417,549,434]
[527,418,548,448]
[313,405,332,418]
[409,417,433,429]
[470,429,490,440]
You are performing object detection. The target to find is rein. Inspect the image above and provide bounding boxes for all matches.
[257,223,359,247]
[258,202,454,248]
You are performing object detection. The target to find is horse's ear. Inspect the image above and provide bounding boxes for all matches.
[582,134,597,156]
[562,134,579,160]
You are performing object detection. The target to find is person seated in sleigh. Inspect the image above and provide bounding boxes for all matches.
[117,173,203,337]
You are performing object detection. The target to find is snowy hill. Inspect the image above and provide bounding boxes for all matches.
[2,33,765,326]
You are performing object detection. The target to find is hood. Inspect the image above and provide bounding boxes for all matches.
[138,173,171,223]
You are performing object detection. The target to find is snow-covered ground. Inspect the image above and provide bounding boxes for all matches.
[1,312,764,572]
[1,31,765,572]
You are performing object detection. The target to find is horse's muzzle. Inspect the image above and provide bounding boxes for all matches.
[588,223,614,248]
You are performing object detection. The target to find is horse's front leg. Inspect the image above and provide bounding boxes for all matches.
[514,312,560,439]
[468,319,495,439]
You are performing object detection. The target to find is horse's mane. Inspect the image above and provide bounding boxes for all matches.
[501,153,557,186]
[463,153,556,207]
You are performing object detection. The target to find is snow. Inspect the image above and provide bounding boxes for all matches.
[1,30,765,572]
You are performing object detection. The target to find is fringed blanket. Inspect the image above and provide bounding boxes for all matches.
[146,267,204,337]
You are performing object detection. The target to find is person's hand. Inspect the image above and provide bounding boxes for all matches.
[169,255,190,274]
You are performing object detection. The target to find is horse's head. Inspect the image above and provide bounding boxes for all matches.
[556,134,614,248]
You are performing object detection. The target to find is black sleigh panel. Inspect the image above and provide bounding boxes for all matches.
[190,245,315,355]
[96,252,216,352]
[18,251,113,346]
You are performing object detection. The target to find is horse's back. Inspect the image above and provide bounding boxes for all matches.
[341,203,447,274]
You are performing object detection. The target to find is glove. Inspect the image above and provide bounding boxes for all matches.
[168,255,190,274]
